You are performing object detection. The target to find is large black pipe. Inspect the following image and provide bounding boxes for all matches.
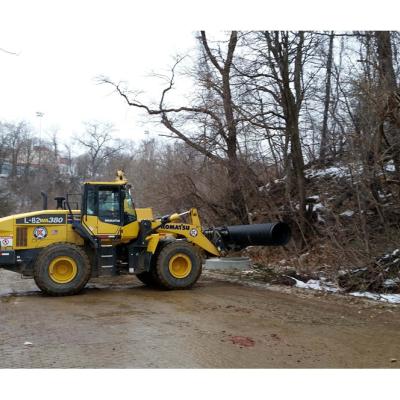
[220,222,291,248]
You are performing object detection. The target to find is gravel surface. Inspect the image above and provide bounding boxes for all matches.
[1,269,400,368]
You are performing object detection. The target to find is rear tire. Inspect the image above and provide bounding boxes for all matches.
[33,243,91,296]
[154,241,202,290]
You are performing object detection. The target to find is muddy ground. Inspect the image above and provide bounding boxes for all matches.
[0,269,400,368]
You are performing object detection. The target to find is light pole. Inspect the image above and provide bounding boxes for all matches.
[36,111,44,166]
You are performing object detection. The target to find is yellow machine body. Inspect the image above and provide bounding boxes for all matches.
[0,171,220,283]
[0,207,160,252]
[0,170,290,295]
[0,168,229,297]
[0,209,83,252]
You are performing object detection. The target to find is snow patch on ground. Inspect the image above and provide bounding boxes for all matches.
[241,270,255,275]
[290,276,400,304]
[306,201,326,223]
[313,203,325,211]
[306,166,351,179]
[340,210,354,217]
[258,183,269,192]
[384,162,396,172]
[289,277,340,293]
[383,278,400,288]
[349,291,400,304]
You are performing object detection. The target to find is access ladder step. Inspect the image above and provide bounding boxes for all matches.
[97,245,117,276]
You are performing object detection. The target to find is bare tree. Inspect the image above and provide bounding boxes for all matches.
[239,31,319,241]
[100,31,254,224]
[0,47,18,55]
[4,121,30,179]
[75,121,122,179]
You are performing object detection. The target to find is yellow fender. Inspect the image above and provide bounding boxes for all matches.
[148,208,220,257]
[146,234,160,254]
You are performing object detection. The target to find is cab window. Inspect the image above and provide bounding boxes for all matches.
[98,187,121,224]
[86,186,96,216]
[122,188,137,224]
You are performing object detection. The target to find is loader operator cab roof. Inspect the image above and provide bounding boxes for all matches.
[84,169,129,186]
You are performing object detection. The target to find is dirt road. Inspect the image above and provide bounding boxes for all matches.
[1,270,400,368]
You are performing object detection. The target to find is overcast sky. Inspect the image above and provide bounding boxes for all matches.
[1,0,398,147]
[0,2,198,145]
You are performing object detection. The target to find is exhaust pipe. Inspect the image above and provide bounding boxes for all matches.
[40,192,48,210]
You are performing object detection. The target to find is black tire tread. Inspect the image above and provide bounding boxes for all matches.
[154,241,202,290]
[135,238,174,287]
[136,271,157,286]
[33,242,91,296]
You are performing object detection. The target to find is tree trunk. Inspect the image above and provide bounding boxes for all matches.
[201,31,250,224]
[375,31,400,181]
[226,139,249,224]
[319,32,334,164]
[287,106,307,242]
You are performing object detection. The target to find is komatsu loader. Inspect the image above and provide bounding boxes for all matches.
[0,171,290,295]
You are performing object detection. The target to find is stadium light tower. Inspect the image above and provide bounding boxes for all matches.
[36,111,44,165]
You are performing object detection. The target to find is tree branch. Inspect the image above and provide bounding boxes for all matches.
[200,31,223,73]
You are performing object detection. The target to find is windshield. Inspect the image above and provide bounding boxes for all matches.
[98,187,121,224]
[123,187,136,223]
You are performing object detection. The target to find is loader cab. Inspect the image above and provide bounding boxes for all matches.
[81,182,137,237]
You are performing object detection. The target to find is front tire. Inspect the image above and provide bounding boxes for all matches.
[136,271,158,287]
[33,243,91,296]
[154,241,202,290]
[135,238,174,287]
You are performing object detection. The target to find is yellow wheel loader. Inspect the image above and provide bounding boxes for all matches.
[0,171,290,296]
